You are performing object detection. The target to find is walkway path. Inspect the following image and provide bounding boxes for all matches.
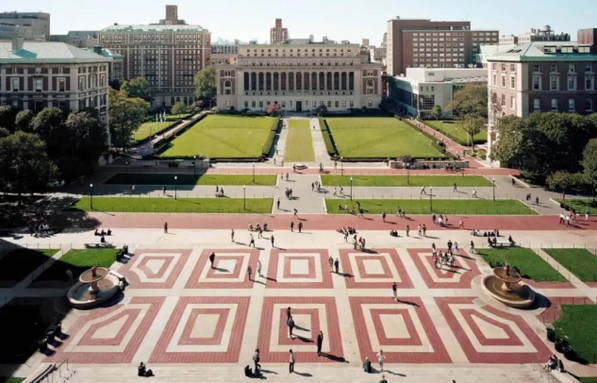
[310,117,334,166]
[271,117,290,166]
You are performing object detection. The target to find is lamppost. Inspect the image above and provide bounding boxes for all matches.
[193,155,197,175]
[341,157,344,177]
[243,185,246,210]
[492,177,496,201]
[407,167,410,185]
[125,161,129,173]
[174,176,178,200]
[350,177,353,201]
[89,183,94,210]
[252,164,256,184]
[430,186,433,212]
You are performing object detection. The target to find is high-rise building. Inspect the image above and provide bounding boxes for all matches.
[0,11,50,40]
[386,16,499,76]
[485,29,597,162]
[270,19,288,44]
[158,5,185,25]
[98,6,211,107]
[216,41,383,112]
[362,38,370,47]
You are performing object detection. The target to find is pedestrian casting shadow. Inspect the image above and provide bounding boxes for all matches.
[252,279,266,285]
[260,369,278,375]
[293,371,313,377]
[292,335,312,343]
[265,276,277,282]
[456,253,474,260]
[383,221,397,225]
[398,299,420,307]
[337,272,354,278]
[295,325,310,332]
[320,353,346,363]
[213,267,230,273]
[361,249,378,254]
[371,368,406,377]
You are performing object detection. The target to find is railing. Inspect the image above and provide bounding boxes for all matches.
[44,358,75,383]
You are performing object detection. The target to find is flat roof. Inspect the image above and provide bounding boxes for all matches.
[101,24,208,33]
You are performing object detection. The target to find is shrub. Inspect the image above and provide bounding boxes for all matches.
[319,117,338,157]
[262,117,280,156]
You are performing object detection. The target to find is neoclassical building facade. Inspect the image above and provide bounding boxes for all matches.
[215,42,383,112]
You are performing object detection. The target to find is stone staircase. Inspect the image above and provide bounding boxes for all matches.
[64,364,550,383]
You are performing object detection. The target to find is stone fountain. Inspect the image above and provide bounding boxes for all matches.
[481,265,535,309]
[67,267,122,309]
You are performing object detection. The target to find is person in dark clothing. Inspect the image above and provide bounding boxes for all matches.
[317,331,324,356]
[209,252,215,268]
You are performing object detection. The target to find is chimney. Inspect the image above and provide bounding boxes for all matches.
[11,37,24,51]
[93,45,102,55]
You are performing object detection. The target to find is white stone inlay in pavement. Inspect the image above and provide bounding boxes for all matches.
[190,313,220,339]
[270,303,328,353]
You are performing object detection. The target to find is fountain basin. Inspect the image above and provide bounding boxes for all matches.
[68,272,122,309]
[481,274,535,309]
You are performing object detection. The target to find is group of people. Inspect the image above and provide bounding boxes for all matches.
[284,187,294,199]
[431,240,460,268]
[362,350,387,374]
[311,181,322,192]
[544,354,565,372]
[471,229,500,237]
[247,223,268,233]
[94,229,112,236]
[431,213,448,227]
[214,186,225,197]
[29,222,52,237]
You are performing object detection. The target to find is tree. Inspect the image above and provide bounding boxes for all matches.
[193,66,216,107]
[581,139,597,201]
[546,171,584,201]
[0,127,9,138]
[171,101,188,116]
[430,105,443,120]
[446,83,488,119]
[108,87,150,149]
[29,107,66,142]
[14,110,34,132]
[463,115,485,149]
[266,103,281,116]
[0,131,57,205]
[121,77,154,102]
[0,105,18,133]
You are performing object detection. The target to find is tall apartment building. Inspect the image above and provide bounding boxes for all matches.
[98,6,211,107]
[215,42,383,112]
[270,19,288,44]
[158,5,185,25]
[386,17,499,76]
[485,28,597,162]
[0,23,44,41]
[0,39,112,141]
[211,43,238,65]
[500,25,570,45]
[0,12,50,40]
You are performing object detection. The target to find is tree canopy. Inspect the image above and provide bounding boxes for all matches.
[462,115,485,148]
[581,139,597,197]
[446,83,488,119]
[194,66,216,106]
[430,105,443,120]
[108,87,150,148]
[170,101,188,116]
[121,77,154,102]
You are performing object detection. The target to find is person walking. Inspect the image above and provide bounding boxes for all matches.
[293,208,298,218]
[257,260,262,278]
[249,234,255,247]
[163,186,167,195]
[298,222,303,233]
[290,221,294,232]
[271,235,275,247]
[382,211,386,222]
[472,189,478,198]
[286,306,292,320]
[469,240,475,254]
[209,252,216,269]
[164,222,168,234]
[417,225,422,236]
[453,182,458,192]
[405,225,410,237]
[287,316,295,339]
[316,330,324,356]
[277,197,281,210]
[231,229,235,242]
[459,219,464,229]
[391,282,398,302]
[334,258,340,274]
[422,224,427,237]
[328,256,334,273]
[253,349,261,374]
[289,349,295,373]
[420,186,426,195]
[377,350,386,372]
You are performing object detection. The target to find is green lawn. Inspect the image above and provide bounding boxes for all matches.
[0,378,25,383]
[325,199,535,215]
[36,249,118,281]
[477,248,566,282]
[321,175,492,187]
[73,197,273,213]
[558,199,597,215]
[133,122,174,142]
[0,249,58,286]
[325,117,444,158]
[425,120,487,145]
[285,119,315,162]
[580,378,597,383]
[543,249,597,282]
[161,115,276,158]
[554,305,597,364]
[104,173,277,186]
[165,113,190,121]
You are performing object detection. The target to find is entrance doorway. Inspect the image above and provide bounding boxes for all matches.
[296,101,302,112]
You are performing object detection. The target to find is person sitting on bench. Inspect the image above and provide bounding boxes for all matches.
[100,235,106,244]
[487,237,493,247]
[94,229,100,236]
[100,229,106,236]
[362,357,372,373]
[244,365,252,377]
[138,362,154,377]
[263,223,268,231]
[508,235,515,246]
[492,237,497,246]
[107,229,112,236]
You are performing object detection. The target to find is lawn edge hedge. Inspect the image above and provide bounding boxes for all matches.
[421,119,487,146]
[319,117,338,157]
[132,120,179,146]
[262,117,281,156]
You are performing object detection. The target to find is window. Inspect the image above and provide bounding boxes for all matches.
[11,78,19,91]
[568,76,577,91]
[586,75,595,91]
[551,99,558,111]
[79,77,85,90]
[312,101,316,107]
[568,99,575,112]
[533,99,540,112]
[568,64,575,73]
[259,101,263,108]
[244,101,249,108]
[252,101,256,108]
[533,64,540,73]
[532,76,541,90]
[511,96,516,110]
[585,63,593,72]
[587,99,594,112]
[58,78,65,92]
[342,100,346,107]
[350,100,354,107]
[327,101,331,108]
[492,74,496,86]
[501,94,506,106]
[501,74,506,87]
[35,67,42,74]
[550,76,559,90]
[368,100,373,108]
[510,76,515,89]
[550,64,558,73]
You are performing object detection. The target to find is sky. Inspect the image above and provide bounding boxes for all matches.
[7,0,597,46]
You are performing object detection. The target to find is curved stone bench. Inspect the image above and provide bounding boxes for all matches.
[23,363,55,383]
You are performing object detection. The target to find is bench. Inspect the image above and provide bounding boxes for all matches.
[23,363,56,383]
[85,243,115,249]
[491,241,516,248]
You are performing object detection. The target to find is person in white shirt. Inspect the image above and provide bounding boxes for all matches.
[289,349,295,373]
[376,349,386,372]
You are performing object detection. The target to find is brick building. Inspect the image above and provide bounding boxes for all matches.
[270,19,288,44]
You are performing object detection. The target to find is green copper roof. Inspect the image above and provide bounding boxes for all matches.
[0,41,112,63]
[487,41,597,62]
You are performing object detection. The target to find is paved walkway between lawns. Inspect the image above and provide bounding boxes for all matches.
[408,118,487,168]
[54,211,597,231]
[310,116,336,167]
